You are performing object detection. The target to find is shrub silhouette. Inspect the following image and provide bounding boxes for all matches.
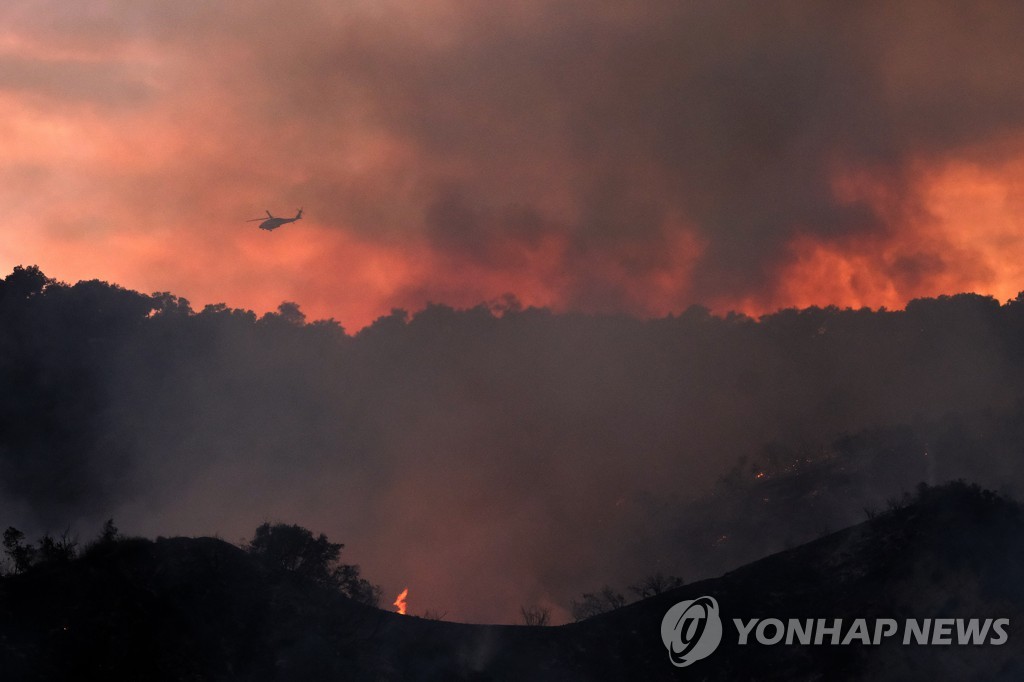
[520,606,550,626]
[36,528,77,564]
[628,572,684,600]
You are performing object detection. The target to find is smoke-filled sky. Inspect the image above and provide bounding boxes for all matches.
[3,1,1024,329]
[6,1,1024,627]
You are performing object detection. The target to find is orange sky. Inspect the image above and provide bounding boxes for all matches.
[4,1,1024,624]
[2,2,1024,330]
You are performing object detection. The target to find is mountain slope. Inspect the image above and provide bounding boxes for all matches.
[1,482,1022,680]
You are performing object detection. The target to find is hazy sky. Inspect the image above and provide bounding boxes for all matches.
[6,2,1024,625]
[3,1,1024,329]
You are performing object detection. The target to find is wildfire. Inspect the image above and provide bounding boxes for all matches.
[393,587,408,615]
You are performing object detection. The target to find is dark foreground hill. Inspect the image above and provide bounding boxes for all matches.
[2,482,1023,681]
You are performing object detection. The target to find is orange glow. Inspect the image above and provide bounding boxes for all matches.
[716,149,1024,317]
[3,6,1024,333]
[393,587,408,615]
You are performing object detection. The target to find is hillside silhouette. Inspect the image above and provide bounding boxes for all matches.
[5,266,1024,619]
[1,482,1021,680]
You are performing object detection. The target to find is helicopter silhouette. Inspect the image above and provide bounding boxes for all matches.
[247,208,303,231]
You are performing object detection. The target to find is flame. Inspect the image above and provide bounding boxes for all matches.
[393,587,408,615]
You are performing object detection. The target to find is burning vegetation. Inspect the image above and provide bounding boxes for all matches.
[394,588,408,615]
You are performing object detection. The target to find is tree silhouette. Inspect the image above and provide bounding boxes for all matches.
[570,587,626,622]
[98,518,119,543]
[0,264,52,302]
[247,523,381,606]
[2,526,35,573]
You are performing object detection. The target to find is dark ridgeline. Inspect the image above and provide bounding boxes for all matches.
[0,482,1022,680]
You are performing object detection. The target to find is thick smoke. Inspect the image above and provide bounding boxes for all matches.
[3,266,1024,622]
[3,2,1024,322]
[232,0,1024,307]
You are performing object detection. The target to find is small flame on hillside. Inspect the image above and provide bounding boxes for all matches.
[394,587,409,615]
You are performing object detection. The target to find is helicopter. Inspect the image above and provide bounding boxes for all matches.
[247,208,303,231]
